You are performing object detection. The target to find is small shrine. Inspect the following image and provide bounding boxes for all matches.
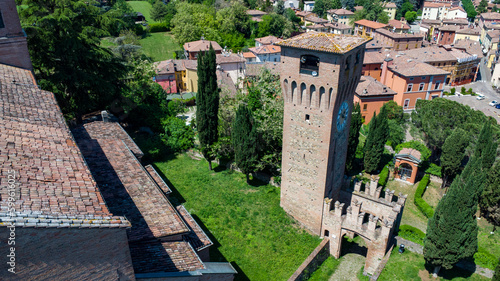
[394,148,421,184]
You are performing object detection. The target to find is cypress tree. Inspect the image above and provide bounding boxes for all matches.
[424,155,483,275]
[480,161,500,230]
[232,104,258,181]
[196,45,220,170]
[346,103,363,173]
[363,109,388,174]
[493,258,500,281]
[440,128,469,188]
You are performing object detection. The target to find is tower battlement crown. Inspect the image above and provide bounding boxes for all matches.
[275,31,372,54]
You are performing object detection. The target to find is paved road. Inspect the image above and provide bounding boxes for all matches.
[478,57,492,83]
[329,253,364,281]
[443,81,500,123]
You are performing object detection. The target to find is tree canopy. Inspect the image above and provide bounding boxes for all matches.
[346,103,363,173]
[232,104,259,181]
[313,0,341,18]
[351,0,389,24]
[440,128,469,188]
[364,109,389,173]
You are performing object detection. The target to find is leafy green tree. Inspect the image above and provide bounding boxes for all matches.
[286,8,301,24]
[196,45,220,170]
[475,121,497,171]
[346,103,363,173]
[104,0,136,36]
[163,2,177,30]
[162,117,195,152]
[232,104,259,181]
[462,0,477,19]
[364,109,388,173]
[275,0,286,15]
[440,128,469,188]
[480,161,500,230]
[380,101,407,149]
[20,0,128,122]
[405,11,417,23]
[493,258,500,281]
[258,13,294,38]
[397,0,413,20]
[477,0,488,13]
[151,0,169,22]
[351,0,389,24]
[341,0,356,11]
[424,152,486,274]
[171,2,220,45]
[313,0,341,18]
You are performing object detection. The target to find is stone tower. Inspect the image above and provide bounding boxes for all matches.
[0,0,32,70]
[276,32,371,235]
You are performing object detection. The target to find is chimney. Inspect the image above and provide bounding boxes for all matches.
[380,57,394,84]
[101,110,110,122]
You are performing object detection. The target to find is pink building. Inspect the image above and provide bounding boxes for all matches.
[380,55,449,111]
[155,59,178,93]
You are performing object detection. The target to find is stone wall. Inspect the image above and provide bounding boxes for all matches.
[288,238,330,281]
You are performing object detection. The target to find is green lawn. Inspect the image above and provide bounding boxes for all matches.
[127,1,156,23]
[152,154,320,281]
[139,32,181,61]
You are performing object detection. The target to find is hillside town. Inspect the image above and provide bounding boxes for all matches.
[0,0,500,280]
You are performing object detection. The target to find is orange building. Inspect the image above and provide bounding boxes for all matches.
[380,55,449,111]
[394,148,422,184]
[362,51,386,81]
[354,76,396,124]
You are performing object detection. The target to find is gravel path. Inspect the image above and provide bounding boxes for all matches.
[328,253,365,281]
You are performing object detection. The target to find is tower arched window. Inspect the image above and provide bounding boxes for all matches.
[300,55,320,76]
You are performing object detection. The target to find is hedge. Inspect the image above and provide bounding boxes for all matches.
[474,248,500,270]
[398,224,425,246]
[395,140,431,162]
[378,165,389,187]
[149,22,169,33]
[414,174,434,218]
[425,163,442,177]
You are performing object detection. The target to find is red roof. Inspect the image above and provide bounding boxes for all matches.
[183,40,222,53]
[388,19,410,30]
[355,19,388,29]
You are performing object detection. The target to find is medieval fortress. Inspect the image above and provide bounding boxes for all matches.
[276,32,407,275]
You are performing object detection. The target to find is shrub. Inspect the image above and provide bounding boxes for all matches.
[450,87,456,94]
[398,224,425,245]
[395,140,431,162]
[461,87,466,94]
[474,249,499,270]
[378,165,389,187]
[149,22,169,33]
[425,163,442,177]
[414,174,434,218]
[133,24,145,36]
[467,88,473,95]
[162,117,195,152]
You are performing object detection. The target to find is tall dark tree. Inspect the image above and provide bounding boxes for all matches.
[20,0,128,122]
[424,155,484,275]
[346,103,363,173]
[480,161,500,230]
[151,0,169,22]
[196,45,220,170]
[341,0,355,10]
[477,0,488,13]
[440,128,469,188]
[274,0,286,15]
[232,104,258,181]
[493,258,500,281]
[363,109,388,174]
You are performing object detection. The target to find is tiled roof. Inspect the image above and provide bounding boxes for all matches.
[449,6,466,12]
[375,28,423,38]
[363,51,388,64]
[365,40,393,50]
[275,31,371,54]
[72,133,190,242]
[130,240,204,273]
[396,148,422,161]
[0,211,130,228]
[356,76,396,97]
[384,2,397,8]
[246,9,267,16]
[453,39,484,58]
[483,21,500,29]
[245,62,281,77]
[296,11,314,17]
[217,70,237,97]
[487,29,500,42]
[327,8,354,15]
[305,15,329,24]
[248,45,281,55]
[423,2,451,8]
[184,60,198,70]
[329,22,352,30]
[481,12,500,20]
[243,52,256,58]
[455,26,481,35]
[73,121,143,158]
[216,53,246,64]
[156,59,175,75]
[421,19,442,25]
[255,35,281,45]
[388,55,450,76]
[403,46,457,62]
[355,19,388,29]
[388,19,410,30]
[0,63,113,218]
[183,40,222,53]
[176,205,213,251]
[354,5,363,11]
[145,164,171,195]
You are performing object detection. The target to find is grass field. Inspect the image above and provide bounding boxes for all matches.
[139,32,181,61]
[127,1,156,23]
[150,154,320,281]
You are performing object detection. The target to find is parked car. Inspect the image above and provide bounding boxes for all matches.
[495,103,500,109]
[476,94,485,100]
[489,100,498,106]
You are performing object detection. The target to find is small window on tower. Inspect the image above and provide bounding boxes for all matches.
[305,114,310,121]
[300,55,320,76]
[0,11,4,29]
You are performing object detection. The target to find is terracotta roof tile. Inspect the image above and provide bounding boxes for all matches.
[216,53,246,64]
[327,8,354,15]
[0,64,112,218]
[375,28,423,38]
[217,70,237,97]
[363,51,388,64]
[275,31,371,54]
[255,35,281,45]
[130,241,204,273]
[481,12,500,20]
[248,45,281,55]
[246,9,267,16]
[73,132,190,241]
[176,205,213,251]
[356,76,396,97]
[183,40,222,53]
[397,148,421,161]
[355,19,388,29]
[403,46,457,62]
[384,2,397,8]
[388,19,410,30]
[305,15,329,24]
[145,165,171,195]
[453,39,484,58]
[243,52,256,58]
[388,55,450,76]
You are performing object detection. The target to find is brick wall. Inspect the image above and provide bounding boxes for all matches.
[0,227,135,280]
[288,239,330,281]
